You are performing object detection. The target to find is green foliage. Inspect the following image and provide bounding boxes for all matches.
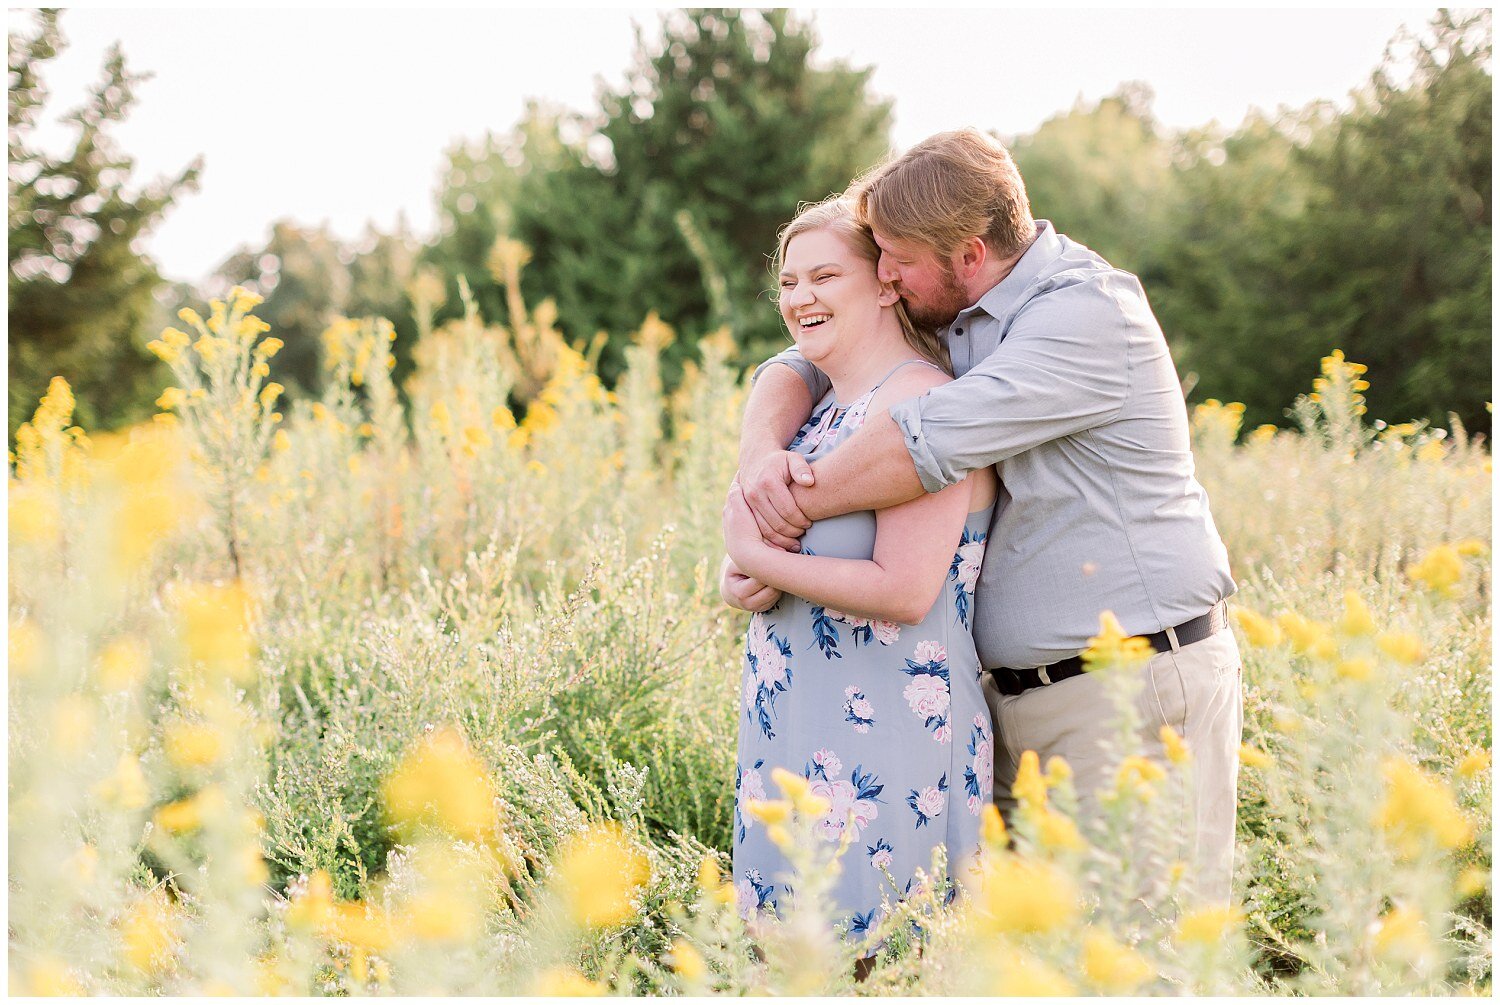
[7,9,199,438]
[428,9,894,385]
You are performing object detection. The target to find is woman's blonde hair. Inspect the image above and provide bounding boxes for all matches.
[854,128,1035,260]
[774,198,950,373]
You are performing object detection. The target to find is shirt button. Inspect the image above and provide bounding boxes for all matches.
[954,327,964,336]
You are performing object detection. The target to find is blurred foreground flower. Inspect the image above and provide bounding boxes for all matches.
[552,821,651,928]
[381,727,499,842]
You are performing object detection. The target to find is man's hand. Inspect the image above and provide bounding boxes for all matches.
[719,555,782,613]
[740,449,815,551]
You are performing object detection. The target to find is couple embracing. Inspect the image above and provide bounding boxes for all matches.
[719,128,1242,960]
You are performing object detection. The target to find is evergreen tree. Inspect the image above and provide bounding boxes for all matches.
[8,9,200,436]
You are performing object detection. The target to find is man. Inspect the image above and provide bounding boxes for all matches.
[726,128,1242,905]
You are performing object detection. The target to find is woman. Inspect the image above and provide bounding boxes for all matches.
[720,198,998,961]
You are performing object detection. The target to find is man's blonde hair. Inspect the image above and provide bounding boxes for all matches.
[854,128,1035,260]
[775,198,950,373]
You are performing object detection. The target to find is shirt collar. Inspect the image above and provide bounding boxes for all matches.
[956,220,1063,323]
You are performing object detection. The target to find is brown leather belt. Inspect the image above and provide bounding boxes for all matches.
[987,602,1229,697]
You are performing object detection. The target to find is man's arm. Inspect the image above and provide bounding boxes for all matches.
[788,412,926,521]
[738,357,820,549]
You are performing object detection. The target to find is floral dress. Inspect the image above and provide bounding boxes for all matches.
[732,359,995,956]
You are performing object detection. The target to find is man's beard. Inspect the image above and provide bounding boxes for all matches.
[902,264,970,330]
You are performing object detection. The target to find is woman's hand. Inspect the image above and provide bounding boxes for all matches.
[723,480,777,579]
[720,555,782,613]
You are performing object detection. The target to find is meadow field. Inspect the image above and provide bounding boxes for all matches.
[6,277,1492,995]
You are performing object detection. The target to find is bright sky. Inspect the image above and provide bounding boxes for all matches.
[17,6,1439,284]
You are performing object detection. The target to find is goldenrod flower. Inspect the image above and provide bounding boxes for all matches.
[552,821,651,928]
[1456,749,1490,780]
[253,336,283,359]
[980,803,1008,848]
[1375,758,1472,854]
[1276,612,1336,661]
[164,719,225,770]
[1415,439,1446,464]
[175,581,255,684]
[259,383,283,407]
[668,938,707,982]
[771,765,813,806]
[1369,905,1434,966]
[746,799,791,825]
[1239,744,1272,770]
[1083,610,1154,670]
[120,892,180,973]
[1174,904,1243,946]
[1336,657,1376,683]
[287,870,336,931]
[1036,808,1086,852]
[1456,867,1489,899]
[1115,755,1166,801]
[1406,544,1464,598]
[1081,930,1153,993]
[530,968,603,996]
[974,856,1078,934]
[381,727,498,841]
[1159,724,1191,765]
[1248,423,1277,444]
[1376,631,1425,665]
[1012,750,1048,812]
[330,901,395,952]
[95,753,149,810]
[992,950,1076,996]
[1454,538,1489,558]
[697,855,721,893]
[1044,755,1072,786]
[1338,590,1378,637]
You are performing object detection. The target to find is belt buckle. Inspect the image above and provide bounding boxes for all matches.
[1036,665,1052,686]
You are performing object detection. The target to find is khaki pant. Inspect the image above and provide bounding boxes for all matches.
[982,627,1243,905]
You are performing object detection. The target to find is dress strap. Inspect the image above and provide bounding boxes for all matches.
[870,358,944,394]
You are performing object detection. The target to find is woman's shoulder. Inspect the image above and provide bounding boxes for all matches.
[868,358,950,413]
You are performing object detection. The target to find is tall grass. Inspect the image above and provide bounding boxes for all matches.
[7,276,1490,994]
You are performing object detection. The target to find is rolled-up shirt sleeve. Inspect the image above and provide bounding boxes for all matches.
[888,275,1132,492]
[751,345,832,402]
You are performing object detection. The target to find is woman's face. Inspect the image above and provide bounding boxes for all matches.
[777,227,893,365]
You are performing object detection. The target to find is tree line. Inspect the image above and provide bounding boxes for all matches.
[8,8,1491,440]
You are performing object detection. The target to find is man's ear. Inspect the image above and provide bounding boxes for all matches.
[877,282,901,307]
[955,236,988,280]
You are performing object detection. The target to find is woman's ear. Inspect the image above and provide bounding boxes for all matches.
[877,282,901,308]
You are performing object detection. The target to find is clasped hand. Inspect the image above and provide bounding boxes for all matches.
[720,449,816,613]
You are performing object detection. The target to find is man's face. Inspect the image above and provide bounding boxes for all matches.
[872,231,971,330]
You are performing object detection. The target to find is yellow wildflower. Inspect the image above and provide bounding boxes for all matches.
[1239,744,1272,769]
[1115,755,1166,801]
[429,400,453,437]
[381,727,498,841]
[766,824,791,848]
[697,855,722,893]
[980,803,1008,848]
[668,938,707,982]
[329,901,395,952]
[120,893,180,973]
[1406,544,1464,597]
[155,387,188,411]
[1454,538,1488,557]
[164,720,225,770]
[771,765,811,804]
[1082,610,1154,670]
[1456,749,1490,780]
[1081,930,1153,993]
[1036,808,1086,852]
[1044,755,1073,786]
[1338,590,1378,636]
[745,799,791,825]
[1337,656,1377,682]
[1376,631,1425,665]
[258,383,283,407]
[252,361,270,378]
[993,952,1075,996]
[253,336,283,359]
[175,581,254,684]
[1415,439,1446,463]
[287,870,336,931]
[1159,724,1191,765]
[18,957,84,996]
[1012,750,1048,812]
[1370,905,1434,966]
[552,821,651,928]
[1456,867,1489,899]
[148,338,180,363]
[1174,904,1243,946]
[1276,611,1336,661]
[95,753,149,810]
[974,856,1078,934]
[1248,423,1278,444]
[1375,758,1472,854]
[155,795,207,835]
[530,968,603,996]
